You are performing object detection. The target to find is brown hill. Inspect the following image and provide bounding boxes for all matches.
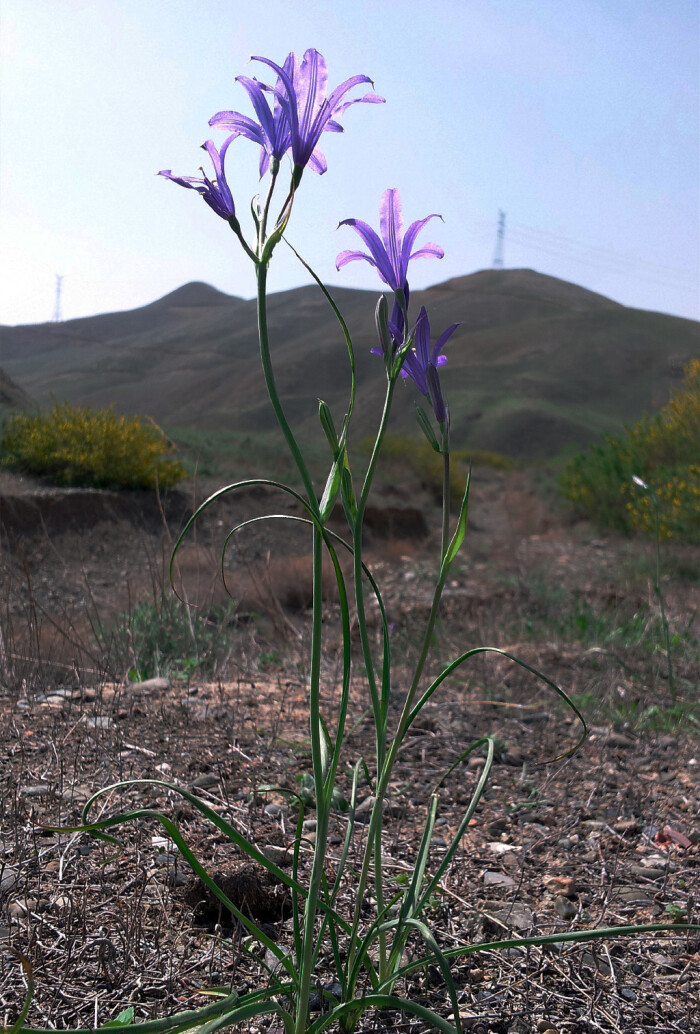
[2,270,698,459]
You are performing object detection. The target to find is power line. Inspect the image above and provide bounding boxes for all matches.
[504,229,699,295]
[507,220,698,284]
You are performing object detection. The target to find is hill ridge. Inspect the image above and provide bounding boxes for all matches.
[1,269,698,459]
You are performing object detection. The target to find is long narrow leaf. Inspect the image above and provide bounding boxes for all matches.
[380,918,462,1034]
[390,923,700,985]
[10,991,242,1034]
[307,993,458,1034]
[408,646,587,762]
[417,738,495,912]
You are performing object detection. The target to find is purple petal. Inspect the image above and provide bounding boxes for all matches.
[307,147,328,175]
[333,92,385,118]
[426,364,447,423]
[414,307,431,367]
[409,243,445,263]
[379,189,403,285]
[337,217,395,285]
[335,248,380,273]
[251,55,299,142]
[296,49,328,142]
[209,110,266,147]
[158,170,203,190]
[401,214,442,272]
[325,74,376,114]
[431,323,459,362]
[234,76,278,150]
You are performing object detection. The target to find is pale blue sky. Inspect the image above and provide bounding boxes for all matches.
[1,0,698,326]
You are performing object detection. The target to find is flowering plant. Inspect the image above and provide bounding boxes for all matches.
[12,46,698,1034]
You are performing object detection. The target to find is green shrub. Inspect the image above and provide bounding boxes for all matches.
[561,360,700,542]
[1,402,186,490]
[99,596,238,682]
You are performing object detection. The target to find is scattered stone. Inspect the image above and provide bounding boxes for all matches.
[581,951,613,976]
[658,735,678,749]
[544,875,576,897]
[0,867,19,895]
[260,844,292,867]
[353,796,374,823]
[611,885,652,904]
[19,785,52,799]
[153,852,178,868]
[488,842,521,855]
[483,871,516,889]
[554,896,577,920]
[51,894,72,910]
[264,802,287,818]
[192,773,219,789]
[83,716,112,730]
[613,818,640,834]
[8,898,39,918]
[487,902,533,932]
[128,677,171,693]
[606,733,635,749]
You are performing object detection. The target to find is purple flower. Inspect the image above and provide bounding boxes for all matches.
[401,306,458,425]
[336,189,444,292]
[210,49,384,176]
[159,136,236,220]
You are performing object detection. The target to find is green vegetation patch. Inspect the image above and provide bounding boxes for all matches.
[1,401,186,490]
[357,432,512,503]
[561,360,700,542]
[98,595,238,683]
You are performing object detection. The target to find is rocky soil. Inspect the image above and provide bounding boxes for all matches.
[0,467,698,1033]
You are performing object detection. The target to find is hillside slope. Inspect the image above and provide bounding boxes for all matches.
[2,270,698,458]
[0,367,35,424]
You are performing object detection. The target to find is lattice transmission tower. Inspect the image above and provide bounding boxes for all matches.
[52,275,64,322]
[492,210,506,269]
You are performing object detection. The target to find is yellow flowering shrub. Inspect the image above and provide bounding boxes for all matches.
[561,361,700,542]
[1,402,186,490]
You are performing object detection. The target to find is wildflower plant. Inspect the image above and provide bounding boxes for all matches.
[12,47,698,1034]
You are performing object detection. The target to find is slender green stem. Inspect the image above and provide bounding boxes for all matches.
[441,437,450,562]
[258,160,280,250]
[353,377,399,980]
[353,376,397,753]
[294,524,328,1034]
[346,423,455,987]
[256,263,318,513]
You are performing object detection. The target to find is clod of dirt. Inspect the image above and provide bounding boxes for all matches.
[183,863,292,927]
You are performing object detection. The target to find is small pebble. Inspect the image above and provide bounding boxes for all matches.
[555,895,578,920]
